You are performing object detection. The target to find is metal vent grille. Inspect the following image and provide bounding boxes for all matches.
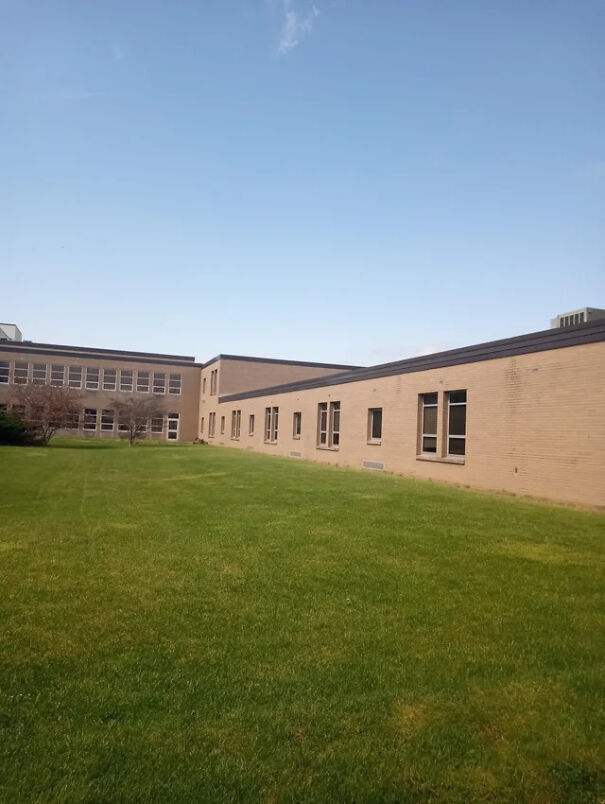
[290,450,302,458]
[363,460,384,471]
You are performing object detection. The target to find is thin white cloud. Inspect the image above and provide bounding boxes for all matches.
[278,0,319,55]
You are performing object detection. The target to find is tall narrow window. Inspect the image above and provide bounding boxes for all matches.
[167,413,179,440]
[103,368,117,391]
[317,402,340,448]
[368,408,382,443]
[293,412,302,439]
[420,393,438,454]
[249,414,255,435]
[169,374,181,395]
[13,362,28,384]
[153,372,166,394]
[200,416,205,434]
[120,369,133,392]
[101,409,115,431]
[65,411,80,429]
[51,364,65,386]
[32,364,47,385]
[202,377,207,394]
[0,361,9,384]
[151,416,164,434]
[85,367,100,391]
[210,369,218,395]
[231,410,241,439]
[68,366,83,389]
[220,415,225,434]
[447,391,467,456]
[136,371,150,393]
[317,403,328,446]
[83,408,97,430]
[264,407,279,442]
[208,412,216,437]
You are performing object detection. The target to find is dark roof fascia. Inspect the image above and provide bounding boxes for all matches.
[0,340,198,364]
[0,342,203,368]
[219,321,605,403]
[201,353,362,371]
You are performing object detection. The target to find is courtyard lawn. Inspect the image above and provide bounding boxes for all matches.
[0,441,604,802]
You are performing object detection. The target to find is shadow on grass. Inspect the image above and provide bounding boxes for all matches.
[49,438,192,450]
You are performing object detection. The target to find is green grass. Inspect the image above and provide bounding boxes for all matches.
[0,439,604,802]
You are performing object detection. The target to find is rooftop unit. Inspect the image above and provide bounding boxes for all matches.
[0,323,22,342]
[550,307,605,329]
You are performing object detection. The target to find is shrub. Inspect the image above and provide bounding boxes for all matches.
[0,410,34,446]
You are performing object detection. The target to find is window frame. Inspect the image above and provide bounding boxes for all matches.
[446,390,467,457]
[120,369,134,392]
[13,361,29,385]
[103,368,117,391]
[136,371,150,393]
[85,367,100,391]
[32,363,48,385]
[367,407,382,444]
[152,372,166,395]
[317,401,340,449]
[101,409,115,432]
[168,373,182,396]
[0,361,9,384]
[50,364,65,387]
[249,413,255,436]
[83,408,97,431]
[264,407,279,443]
[292,411,302,439]
[419,393,438,455]
[167,412,179,440]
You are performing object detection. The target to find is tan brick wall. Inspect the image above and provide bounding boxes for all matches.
[202,342,605,507]
[0,350,201,441]
[199,358,355,426]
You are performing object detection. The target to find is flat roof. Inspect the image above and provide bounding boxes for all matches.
[219,319,605,403]
[201,353,363,370]
[0,340,201,367]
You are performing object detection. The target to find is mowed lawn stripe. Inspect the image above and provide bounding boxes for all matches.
[0,440,603,802]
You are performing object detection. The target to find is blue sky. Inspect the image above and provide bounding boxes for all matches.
[2,1,604,365]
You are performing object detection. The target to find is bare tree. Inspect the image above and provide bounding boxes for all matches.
[12,384,82,446]
[112,395,166,446]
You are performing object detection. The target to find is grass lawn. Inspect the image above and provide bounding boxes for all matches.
[0,440,604,802]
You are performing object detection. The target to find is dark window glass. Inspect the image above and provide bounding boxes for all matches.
[422,436,437,453]
[448,437,466,456]
[449,390,466,404]
[423,392,438,405]
[423,406,437,435]
[448,404,466,436]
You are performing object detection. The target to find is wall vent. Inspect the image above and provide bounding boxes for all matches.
[246,446,255,451]
[363,460,385,471]
[290,450,302,458]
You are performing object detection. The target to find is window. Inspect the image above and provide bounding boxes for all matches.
[85,367,100,391]
[200,416,205,433]
[447,390,467,456]
[264,407,279,442]
[220,415,225,435]
[293,411,302,439]
[249,414,255,435]
[51,364,65,386]
[169,374,181,395]
[0,361,9,384]
[32,363,47,385]
[420,393,438,454]
[231,409,241,439]
[83,408,97,430]
[368,408,382,443]
[167,412,179,440]
[153,372,166,394]
[317,401,340,448]
[136,371,150,393]
[68,366,82,389]
[202,377,207,394]
[210,369,218,395]
[101,409,115,431]
[120,369,133,392]
[118,415,129,433]
[208,412,216,437]
[151,416,164,434]
[103,368,117,391]
[65,411,80,429]
[13,361,28,384]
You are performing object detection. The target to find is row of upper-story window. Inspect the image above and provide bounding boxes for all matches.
[1,402,180,438]
[0,361,182,395]
[200,391,467,459]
